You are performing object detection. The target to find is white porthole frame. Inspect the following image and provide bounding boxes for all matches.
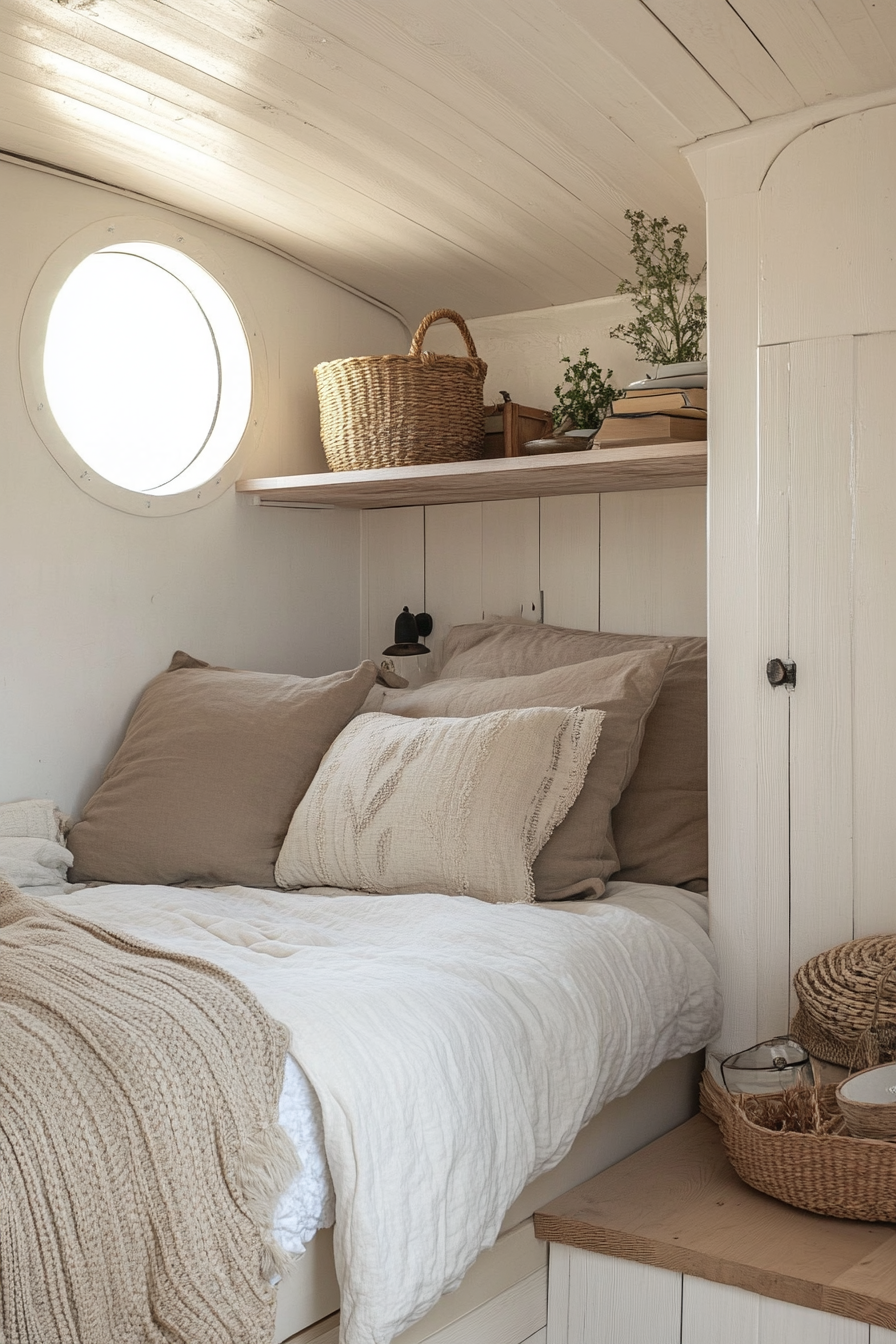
[19,215,268,516]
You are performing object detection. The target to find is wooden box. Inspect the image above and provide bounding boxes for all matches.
[484,400,553,458]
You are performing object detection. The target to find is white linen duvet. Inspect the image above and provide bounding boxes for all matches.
[46,881,720,1344]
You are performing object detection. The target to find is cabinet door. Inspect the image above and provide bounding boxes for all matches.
[756,330,896,1029]
[682,1278,868,1344]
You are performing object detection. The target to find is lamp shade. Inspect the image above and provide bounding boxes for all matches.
[383,607,432,657]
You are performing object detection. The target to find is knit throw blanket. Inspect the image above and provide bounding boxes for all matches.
[0,879,296,1344]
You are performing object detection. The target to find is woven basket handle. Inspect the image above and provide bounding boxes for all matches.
[409,309,479,359]
[868,963,896,1034]
[849,962,896,1072]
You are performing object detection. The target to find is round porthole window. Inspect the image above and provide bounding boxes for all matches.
[21,218,266,514]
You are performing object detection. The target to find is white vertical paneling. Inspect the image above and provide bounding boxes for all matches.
[871,1329,896,1343]
[481,498,541,623]
[424,502,483,670]
[362,506,428,687]
[682,1278,755,1344]
[682,1277,869,1344]
[756,344,793,1038]
[545,1245,571,1344]
[787,337,855,976]
[361,487,705,688]
[599,487,706,636]
[539,494,601,632]
[705,190,761,1052]
[852,332,896,939]
[549,1247,681,1344]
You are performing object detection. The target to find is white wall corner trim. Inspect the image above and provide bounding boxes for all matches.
[682,82,896,199]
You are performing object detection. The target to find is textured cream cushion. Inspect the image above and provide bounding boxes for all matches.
[363,647,672,900]
[275,706,604,903]
[68,653,378,888]
[439,621,707,891]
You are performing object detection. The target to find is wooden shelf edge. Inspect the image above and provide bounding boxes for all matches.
[236,441,707,510]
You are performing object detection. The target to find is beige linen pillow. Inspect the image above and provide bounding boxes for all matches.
[363,647,673,900]
[439,621,707,890]
[275,706,604,903]
[68,653,378,888]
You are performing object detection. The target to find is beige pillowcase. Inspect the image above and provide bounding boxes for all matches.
[275,706,604,903]
[439,621,707,890]
[363,647,673,900]
[68,653,378,888]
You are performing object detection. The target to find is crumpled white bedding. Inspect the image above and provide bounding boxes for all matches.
[275,1053,334,1252]
[46,880,721,1344]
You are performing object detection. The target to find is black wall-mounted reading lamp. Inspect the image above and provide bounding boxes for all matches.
[383,607,433,657]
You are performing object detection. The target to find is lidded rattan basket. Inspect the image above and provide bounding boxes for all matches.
[791,935,896,1069]
[314,308,487,473]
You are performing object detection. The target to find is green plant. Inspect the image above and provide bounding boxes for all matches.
[610,210,706,367]
[552,349,619,429]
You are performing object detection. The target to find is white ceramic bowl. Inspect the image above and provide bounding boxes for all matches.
[836,1062,896,1139]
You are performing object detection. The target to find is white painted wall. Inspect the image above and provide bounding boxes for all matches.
[424,296,644,415]
[0,160,406,816]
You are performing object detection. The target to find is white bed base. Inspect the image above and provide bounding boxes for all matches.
[275,1051,703,1344]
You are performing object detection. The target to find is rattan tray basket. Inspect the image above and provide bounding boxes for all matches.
[700,1071,896,1222]
[314,308,487,472]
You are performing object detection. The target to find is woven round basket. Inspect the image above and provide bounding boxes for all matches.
[791,935,896,1068]
[701,1071,896,1222]
[314,309,487,472]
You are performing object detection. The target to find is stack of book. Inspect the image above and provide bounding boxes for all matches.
[596,361,707,449]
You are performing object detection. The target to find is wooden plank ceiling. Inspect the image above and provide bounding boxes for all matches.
[1,0,895,324]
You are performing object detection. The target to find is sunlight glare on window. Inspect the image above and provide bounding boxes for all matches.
[43,244,251,495]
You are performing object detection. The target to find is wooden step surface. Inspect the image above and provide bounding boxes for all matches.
[534,1114,896,1330]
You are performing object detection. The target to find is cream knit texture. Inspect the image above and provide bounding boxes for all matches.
[276,705,604,903]
[0,879,297,1344]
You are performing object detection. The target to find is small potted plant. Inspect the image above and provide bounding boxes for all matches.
[552,348,619,439]
[610,210,706,375]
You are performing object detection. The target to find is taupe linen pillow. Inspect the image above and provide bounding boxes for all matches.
[276,706,604,903]
[68,653,378,888]
[439,621,707,890]
[364,647,673,900]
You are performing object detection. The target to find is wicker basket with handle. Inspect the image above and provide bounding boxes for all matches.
[700,1070,896,1222]
[314,308,488,472]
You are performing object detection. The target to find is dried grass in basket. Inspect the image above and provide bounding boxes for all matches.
[314,309,488,472]
[791,935,896,1069]
[700,1070,896,1222]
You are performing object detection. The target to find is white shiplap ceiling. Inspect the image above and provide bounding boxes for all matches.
[2,0,896,323]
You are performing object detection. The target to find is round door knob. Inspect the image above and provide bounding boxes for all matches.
[766,658,796,687]
[767,658,786,685]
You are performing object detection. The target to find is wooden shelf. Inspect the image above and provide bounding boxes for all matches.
[534,1114,896,1330]
[236,441,707,510]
